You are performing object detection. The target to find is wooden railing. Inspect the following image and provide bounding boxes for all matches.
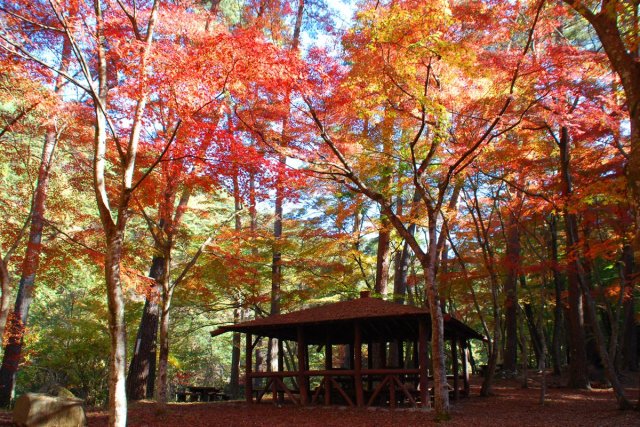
[246,368,469,408]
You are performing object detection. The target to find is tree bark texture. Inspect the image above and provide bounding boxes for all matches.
[126,256,163,400]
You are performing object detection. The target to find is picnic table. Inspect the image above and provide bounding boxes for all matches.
[176,386,229,402]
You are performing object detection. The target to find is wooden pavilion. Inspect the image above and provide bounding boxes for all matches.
[211,292,483,408]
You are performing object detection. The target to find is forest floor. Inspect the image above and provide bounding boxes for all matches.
[1,372,639,426]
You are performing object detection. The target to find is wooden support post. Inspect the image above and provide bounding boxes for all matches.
[271,371,278,403]
[462,339,470,397]
[348,344,355,369]
[379,341,387,368]
[367,341,373,392]
[418,318,429,408]
[277,339,284,403]
[452,335,459,401]
[325,341,333,370]
[297,326,308,405]
[245,333,253,403]
[325,339,332,405]
[354,321,364,407]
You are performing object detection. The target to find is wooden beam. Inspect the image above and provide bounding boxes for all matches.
[462,339,470,397]
[297,326,308,405]
[245,333,253,403]
[354,321,364,407]
[418,318,429,408]
[367,375,390,407]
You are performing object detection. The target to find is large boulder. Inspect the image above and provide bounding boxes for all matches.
[13,393,87,427]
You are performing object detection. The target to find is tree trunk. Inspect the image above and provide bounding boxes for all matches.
[229,171,243,396]
[576,261,632,408]
[267,0,305,373]
[423,212,449,416]
[523,301,544,369]
[620,243,637,371]
[374,225,391,296]
[0,120,57,408]
[0,261,10,342]
[559,126,590,389]
[0,38,70,407]
[229,307,242,397]
[126,255,163,400]
[157,256,172,403]
[372,216,391,368]
[503,214,520,373]
[560,125,631,407]
[549,215,565,375]
[480,299,501,397]
[105,230,128,426]
[268,160,283,372]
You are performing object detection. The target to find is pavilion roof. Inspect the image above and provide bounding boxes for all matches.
[211,296,483,344]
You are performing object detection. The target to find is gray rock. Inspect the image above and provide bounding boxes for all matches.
[13,393,87,427]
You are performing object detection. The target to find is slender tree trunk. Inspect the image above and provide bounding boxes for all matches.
[620,243,637,371]
[539,295,548,405]
[0,39,70,407]
[229,307,242,397]
[549,215,565,375]
[520,275,544,369]
[374,226,391,296]
[503,214,520,373]
[268,161,283,372]
[423,210,449,416]
[372,218,390,368]
[270,163,284,319]
[565,213,590,390]
[480,292,501,397]
[268,0,304,373]
[126,255,163,400]
[229,172,242,396]
[576,261,632,408]
[558,126,590,389]
[464,182,501,397]
[0,262,10,341]
[393,194,419,305]
[0,129,54,404]
[374,113,394,299]
[523,302,543,369]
